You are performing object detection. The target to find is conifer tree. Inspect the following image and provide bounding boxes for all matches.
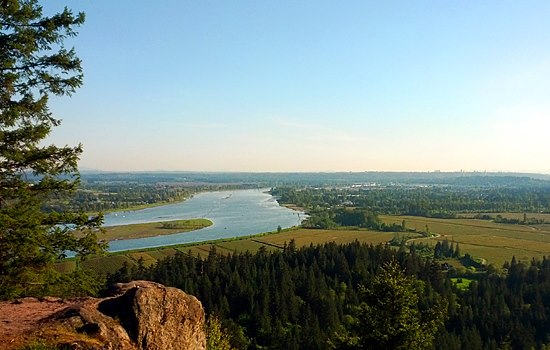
[0,0,104,298]
[205,315,235,350]
[356,260,446,350]
[453,242,460,258]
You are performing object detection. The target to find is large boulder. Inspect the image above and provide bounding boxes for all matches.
[99,281,206,350]
[0,281,206,350]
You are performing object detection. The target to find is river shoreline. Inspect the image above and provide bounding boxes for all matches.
[87,196,192,216]
[281,203,307,213]
[100,189,305,252]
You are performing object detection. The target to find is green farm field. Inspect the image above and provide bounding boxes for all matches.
[381,215,550,266]
[70,215,550,275]
[75,228,398,274]
[258,228,396,247]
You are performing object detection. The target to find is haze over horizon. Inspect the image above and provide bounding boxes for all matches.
[45,1,550,173]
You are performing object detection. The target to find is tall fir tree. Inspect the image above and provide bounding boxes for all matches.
[355,260,446,350]
[0,0,104,298]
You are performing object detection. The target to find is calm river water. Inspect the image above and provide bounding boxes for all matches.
[103,189,304,252]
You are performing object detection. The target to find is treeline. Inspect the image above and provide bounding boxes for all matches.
[81,172,550,187]
[49,181,259,214]
[273,186,550,216]
[474,214,548,225]
[42,183,192,213]
[107,242,550,349]
[69,184,191,213]
[304,207,407,232]
[434,240,461,259]
[44,173,550,215]
[66,174,269,213]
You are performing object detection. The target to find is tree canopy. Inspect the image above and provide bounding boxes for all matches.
[0,0,104,298]
[354,260,446,349]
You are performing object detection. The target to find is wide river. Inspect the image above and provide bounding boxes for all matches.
[103,189,305,252]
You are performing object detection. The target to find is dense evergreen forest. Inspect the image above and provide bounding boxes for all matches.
[108,242,550,349]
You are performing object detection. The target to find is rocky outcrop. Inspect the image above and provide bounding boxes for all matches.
[0,281,206,350]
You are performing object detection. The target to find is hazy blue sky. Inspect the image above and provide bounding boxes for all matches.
[45,1,550,173]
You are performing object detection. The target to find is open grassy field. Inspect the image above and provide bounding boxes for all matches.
[68,214,550,275]
[102,219,212,241]
[81,255,136,274]
[73,228,398,274]
[450,277,474,291]
[258,228,397,247]
[381,215,550,266]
